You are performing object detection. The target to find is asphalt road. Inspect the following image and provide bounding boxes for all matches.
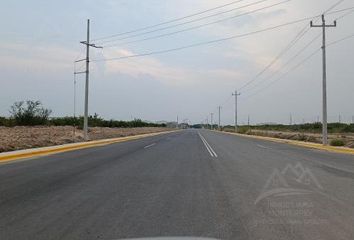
[1,129,354,240]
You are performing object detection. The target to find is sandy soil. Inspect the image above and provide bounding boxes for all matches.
[0,126,171,153]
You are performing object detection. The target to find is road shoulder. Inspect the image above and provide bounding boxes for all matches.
[0,130,177,163]
[215,130,354,155]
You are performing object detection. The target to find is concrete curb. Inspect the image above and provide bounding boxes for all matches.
[215,130,354,155]
[0,130,177,163]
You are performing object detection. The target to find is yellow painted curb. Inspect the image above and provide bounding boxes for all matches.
[0,130,178,163]
[215,130,354,155]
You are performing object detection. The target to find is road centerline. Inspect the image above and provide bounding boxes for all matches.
[198,132,218,158]
[256,144,271,150]
[144,143,156,149]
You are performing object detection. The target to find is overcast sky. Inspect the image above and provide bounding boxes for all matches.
[0,0,353,125]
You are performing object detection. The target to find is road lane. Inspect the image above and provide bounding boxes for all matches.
[0,129,354,240]
[201,130,354,239]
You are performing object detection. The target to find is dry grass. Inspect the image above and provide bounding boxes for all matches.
[241,129,354,148]
[0,126,170,153]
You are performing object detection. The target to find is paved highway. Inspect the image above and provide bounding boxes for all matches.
[1,129,354,240]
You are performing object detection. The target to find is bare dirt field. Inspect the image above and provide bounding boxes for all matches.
[241,129,354,148]
[0,126,171,153]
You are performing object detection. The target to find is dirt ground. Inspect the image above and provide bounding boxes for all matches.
[243,129,354,148]
[0,126,171,153]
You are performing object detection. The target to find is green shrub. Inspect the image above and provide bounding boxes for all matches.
[330,139,345,146]
[9,100,52,126]
[247,123,354,134]
[237,127,249,134]
[3,101,166,129]
[49,115,165,128]
[0,116,14,127]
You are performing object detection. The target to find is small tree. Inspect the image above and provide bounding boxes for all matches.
[10,100,52,126]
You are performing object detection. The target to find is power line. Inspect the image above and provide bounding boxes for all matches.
[93,15,319,62]
[334,8,354,21]
[327,32,354,46]
[92,0,248,41]
[221,95,233,105]
[241,48,321,101]
[241,30,354,100]
[100,0,276,45]
[201,1,350,125]
[327,6,354,16]
[205,34,348,125]
[242,32,322,96]
[324,0,345,14]
[93,7,352,62]
[240,35,354,125]
[243,6,354,96]
[104,0,290,47]
[237,0,347,92]
[94,4,354,47]
[238,23,314,91]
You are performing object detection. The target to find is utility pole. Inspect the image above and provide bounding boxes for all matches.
[248,115,250,127]
[177,115,179,129]
[83,19,90,141]
[289,113,293,125]
[218,106,222,131]
[311,14,336,145]
[210,113,214,130]
[73,63,77,142]
[232,90,241,133]
[76,19,103,141]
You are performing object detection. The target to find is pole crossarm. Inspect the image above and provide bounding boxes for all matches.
[80,41,103,49]
[74,71,87,75]
[75,58,86,63]
[310,21,337,28]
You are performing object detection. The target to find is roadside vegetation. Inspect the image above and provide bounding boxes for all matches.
[221,124,354,148]
[0,100,169,153]
[0,100,166,128]
[223,123,354,134]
